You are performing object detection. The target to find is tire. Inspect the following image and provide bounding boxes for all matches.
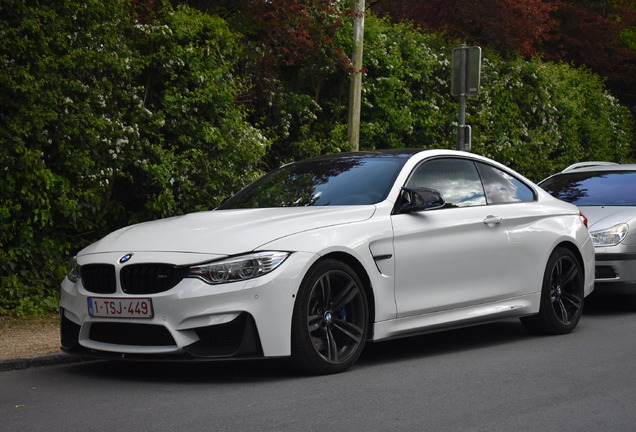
[291,259,369,374]
[521,247,584,335]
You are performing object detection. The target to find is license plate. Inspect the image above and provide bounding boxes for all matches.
[88,297,154,319]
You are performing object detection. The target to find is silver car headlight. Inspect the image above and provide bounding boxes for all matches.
[188,251,290,285]
[591,223,628,247]
[66,256,81,283]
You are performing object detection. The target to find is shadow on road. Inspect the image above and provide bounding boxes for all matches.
[58,293,635,383]
[60,319,532,383]
[62,356,297,383]
[358,319,529,366]
[584,292,636,315]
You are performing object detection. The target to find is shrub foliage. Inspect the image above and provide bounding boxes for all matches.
[0,0,268,315]
[0,1,632,315]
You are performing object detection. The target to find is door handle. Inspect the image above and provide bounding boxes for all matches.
[483,215,502,227]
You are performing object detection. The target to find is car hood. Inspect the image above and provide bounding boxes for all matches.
[79,206,376,257]
[578,206,636,230]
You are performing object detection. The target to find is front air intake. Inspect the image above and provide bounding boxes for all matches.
[89,322,176,346]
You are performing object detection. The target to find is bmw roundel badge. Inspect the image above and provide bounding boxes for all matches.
[119,253,133,264]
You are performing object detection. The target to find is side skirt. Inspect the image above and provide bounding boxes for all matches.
[372,293,541,342]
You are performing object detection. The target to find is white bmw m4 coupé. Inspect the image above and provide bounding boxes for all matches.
[61,149,594,374]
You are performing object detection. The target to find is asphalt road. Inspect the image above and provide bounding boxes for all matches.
[2,294,636,432]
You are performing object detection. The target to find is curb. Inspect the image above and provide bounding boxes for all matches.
[0,352,86,372]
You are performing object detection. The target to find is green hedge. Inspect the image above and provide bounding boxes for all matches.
[472,56,633,181]
[0,4,633,315]
[0,1,268,315]
[251,13,632,180]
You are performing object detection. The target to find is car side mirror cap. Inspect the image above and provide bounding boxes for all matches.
[399,187,445,213]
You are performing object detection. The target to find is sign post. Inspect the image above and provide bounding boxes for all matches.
[451,45,481,152]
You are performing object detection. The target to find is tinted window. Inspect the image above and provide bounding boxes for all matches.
[219,155,408,209]
[540,171,636,206]
[476,162,535,204]
[406,158,486,208]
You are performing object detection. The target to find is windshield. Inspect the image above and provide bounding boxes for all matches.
[540,171,636,206]
[219,155,409,209]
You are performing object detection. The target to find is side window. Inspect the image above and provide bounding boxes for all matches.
[476,162,535,204]
[406,158,486,208]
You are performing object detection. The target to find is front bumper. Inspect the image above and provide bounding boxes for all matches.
[60,309,265,361]
[60,251,315,360]
[594,249,636,292]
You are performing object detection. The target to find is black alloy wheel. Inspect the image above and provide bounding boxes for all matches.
[291,259,369,374]
[521,247,584,334]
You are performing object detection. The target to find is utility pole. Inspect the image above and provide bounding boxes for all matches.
[347,0,365,152]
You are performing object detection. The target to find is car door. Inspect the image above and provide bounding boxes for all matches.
[391,157,511,317]
[474,160,539,299]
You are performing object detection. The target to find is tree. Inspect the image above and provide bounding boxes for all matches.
[371,0,636,106]
[210,0,352,167]
[541,1,636,105]
[371,0,560,56]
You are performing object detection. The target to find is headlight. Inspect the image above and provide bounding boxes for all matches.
[188,251,290,285]
[591,223,628,247]
[66,256,81,283]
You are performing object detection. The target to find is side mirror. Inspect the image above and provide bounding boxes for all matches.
[398,187,445,213]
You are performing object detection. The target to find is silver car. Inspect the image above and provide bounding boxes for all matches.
[540,162,636,292]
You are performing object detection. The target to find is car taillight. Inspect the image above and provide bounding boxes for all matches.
[579,211,588,228]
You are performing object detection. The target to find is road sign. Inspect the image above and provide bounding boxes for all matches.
[451,46,481,97]
[452,45,481,152]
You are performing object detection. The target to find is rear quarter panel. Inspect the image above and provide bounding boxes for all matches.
[499,199,594,299]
